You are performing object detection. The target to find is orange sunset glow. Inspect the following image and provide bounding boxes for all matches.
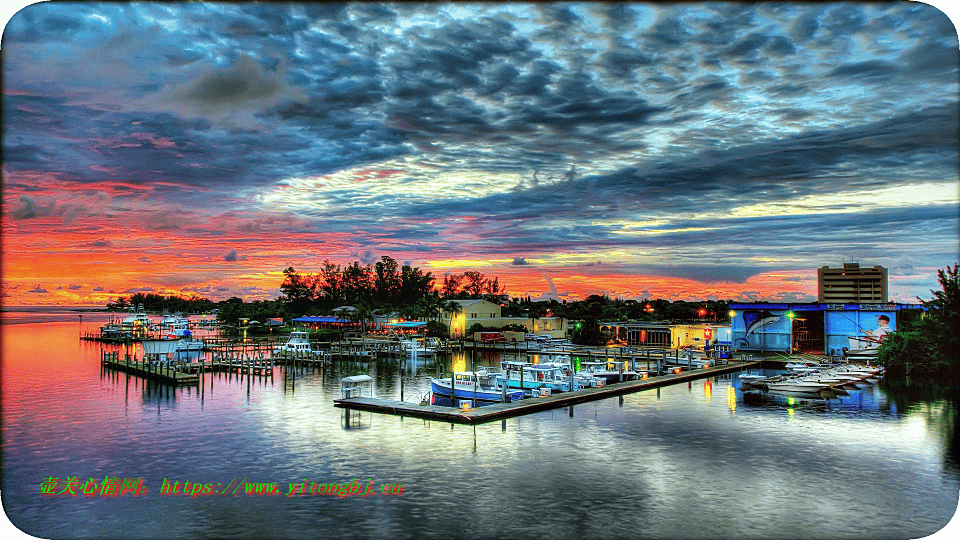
[3,2,958,307]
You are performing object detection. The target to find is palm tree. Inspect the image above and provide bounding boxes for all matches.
[443,301,464,339]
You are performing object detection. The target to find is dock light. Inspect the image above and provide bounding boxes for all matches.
[786,310,796,320]
[728,310,736,318]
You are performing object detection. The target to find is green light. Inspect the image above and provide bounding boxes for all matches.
[786,310,795,319]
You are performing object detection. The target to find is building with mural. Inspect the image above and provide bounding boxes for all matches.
[729,302,924,356]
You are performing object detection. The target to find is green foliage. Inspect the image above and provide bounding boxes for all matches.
[499,323,528,332]
[425,320,448,338]
[280,257,436,316]
[106,293,216,314]
[466,323,486,336]
[878,264,960,379]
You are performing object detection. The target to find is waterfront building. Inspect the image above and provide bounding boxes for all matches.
[728,302,923,355]
[599,321,730,350]
[818,263,888,303]
[440,299,568,339]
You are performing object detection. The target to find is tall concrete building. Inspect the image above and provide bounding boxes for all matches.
[817,263,888,303]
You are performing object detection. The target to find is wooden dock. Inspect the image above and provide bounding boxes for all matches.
[100,350,280,384]
[334,359,764,424]
[101,352,200,385]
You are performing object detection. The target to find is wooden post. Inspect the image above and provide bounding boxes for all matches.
[520,364,524,396]
[450,353,455,407]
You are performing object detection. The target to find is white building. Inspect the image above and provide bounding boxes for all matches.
[439,299,568,339]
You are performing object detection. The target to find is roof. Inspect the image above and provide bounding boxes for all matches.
[446,299,488,306]
[728,302,923,311]
[292,316,349,323]
[341,375,372,383]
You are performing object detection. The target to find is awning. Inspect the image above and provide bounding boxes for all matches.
[384,321,428,328]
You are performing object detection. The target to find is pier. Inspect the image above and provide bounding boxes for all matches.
[100,351,200,385]
[334,358,765,425]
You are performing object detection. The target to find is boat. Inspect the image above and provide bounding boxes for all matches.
[578,361,637,384]
[785,361,820,374]
[275,331,321,357]
[496,361,589,394]
[166,316,191,337]
[665,356,711,369]
[430,369,525,403]
[140,338,200,364]
[398,337,435,356]
[173,336,204,352]
[539,361,604,388]
[738,369,767,384]
[99,318,132,339]
[121,304,153,337]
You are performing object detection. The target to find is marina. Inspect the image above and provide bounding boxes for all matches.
[337,359,763,424]
[2,308,958,540]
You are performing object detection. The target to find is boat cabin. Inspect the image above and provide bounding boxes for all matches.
[341,375,373,399]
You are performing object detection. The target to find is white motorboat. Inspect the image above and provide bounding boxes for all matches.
[539,361,604,388]
[578,361,636,384]
[497,360,590,394]
[430,369,525,403]
[398,337,435,356]
[275,331,320,356]
[121,304,153,336]
[738,369,767,384]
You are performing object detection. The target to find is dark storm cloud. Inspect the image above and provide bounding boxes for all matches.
[2,2,956,302]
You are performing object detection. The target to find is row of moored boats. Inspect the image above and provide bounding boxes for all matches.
[430,359,651,404]
[739,361,884,399]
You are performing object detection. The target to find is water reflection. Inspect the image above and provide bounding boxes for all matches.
[2,311,959,540]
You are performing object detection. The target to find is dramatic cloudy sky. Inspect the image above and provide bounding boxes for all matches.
[2,1,958,306]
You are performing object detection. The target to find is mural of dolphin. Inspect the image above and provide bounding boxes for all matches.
[743,310,782,337]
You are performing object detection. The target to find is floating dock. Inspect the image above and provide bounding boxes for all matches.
[334,359,765,424]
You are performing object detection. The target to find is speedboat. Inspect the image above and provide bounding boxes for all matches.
[738,369,767,384]
[430,369,525,403]
[578,361,636,384]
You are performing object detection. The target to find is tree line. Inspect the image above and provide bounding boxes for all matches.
[105,256,731,345]
[878,264,960,379]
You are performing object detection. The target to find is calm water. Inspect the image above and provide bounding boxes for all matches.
[2,309,959,540]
